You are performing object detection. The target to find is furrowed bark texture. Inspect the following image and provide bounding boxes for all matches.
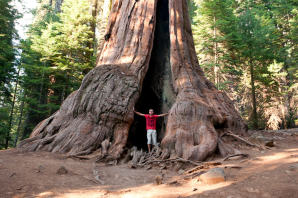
[160,0,247,161]
[18,0,247,161]
[18,0,157,158]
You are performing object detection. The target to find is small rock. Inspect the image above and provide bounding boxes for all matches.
[36,165,43,173]
[128,162,136,169]
[261,151,265,154]
[0,159,3,162]
[193,188,197,191]
[199,168,225,184]
[16,186,23,190]
[146,166,152,170]
[248,132,274,147]
[285,170,291,174]
[288,164,298,171]
[155,175,162,185]
[57,166,67,174]
[245,187,259,193]
[178,169,185,174]
[173,163,183,172]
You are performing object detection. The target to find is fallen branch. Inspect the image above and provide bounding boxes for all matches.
[190,170,206,179]
[223,153,248,161]
[176,158,201,166]
[166,180,178,185]
[225,131,272,150]
[184,165,206,174]
[84,176,102,184]
[141,157,201,166]
[73,172,105,185]
[69,155,98,160]
[225,131,261,148]
[94,175,106,185]
[203,161,222,166]
[9,173,16,178]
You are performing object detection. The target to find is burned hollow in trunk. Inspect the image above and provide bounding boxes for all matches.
[128,0,175,151]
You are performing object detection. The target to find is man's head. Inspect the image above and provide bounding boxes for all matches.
[149,109,154,115]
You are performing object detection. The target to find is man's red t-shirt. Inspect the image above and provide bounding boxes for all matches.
[144,114,158,130]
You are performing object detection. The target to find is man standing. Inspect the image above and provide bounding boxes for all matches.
[133,108,170,152]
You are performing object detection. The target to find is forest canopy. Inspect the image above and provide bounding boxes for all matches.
[1,0,298,150]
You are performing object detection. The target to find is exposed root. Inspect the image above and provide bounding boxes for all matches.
[223,153,248,161]
[182,170,206,180]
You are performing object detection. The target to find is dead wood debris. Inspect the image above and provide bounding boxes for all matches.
[72,172,105,185]
[166,180,178,185]
[9,173,16,178]
[223,153,248,161]
[223,131,272,150]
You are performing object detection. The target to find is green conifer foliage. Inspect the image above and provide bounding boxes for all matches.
[0,0,21,149]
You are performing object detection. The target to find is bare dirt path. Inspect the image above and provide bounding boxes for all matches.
[1,130,298,198]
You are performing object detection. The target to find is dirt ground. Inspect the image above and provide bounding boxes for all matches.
[1,129,298,198]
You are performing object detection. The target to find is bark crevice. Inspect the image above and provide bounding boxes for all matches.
[128,0,174,150]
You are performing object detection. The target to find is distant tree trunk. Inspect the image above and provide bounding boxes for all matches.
[96,0,112,58]
[6,69,20,149]
[54,0,64,13]
[214,14,219,89]
[250,59,258,130]
[18,0,247,161]
[86,0,98,58]
[14,95,26,147]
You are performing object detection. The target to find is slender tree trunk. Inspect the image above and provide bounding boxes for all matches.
[21,111,30,140]
[14,95,26,147]
[18,0,247,161]
[96,0,112,59]
[84,0,98,74]
[6,69,20,149]
[250,59,258,130]
[64,75,69,101]
[214,14,219,90]
[54,0,64,13]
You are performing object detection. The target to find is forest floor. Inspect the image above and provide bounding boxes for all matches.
[1,129,298,198]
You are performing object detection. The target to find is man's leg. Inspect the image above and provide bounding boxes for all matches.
[152,130,157,149]
[147,130,152,152]
[148,144,151,152]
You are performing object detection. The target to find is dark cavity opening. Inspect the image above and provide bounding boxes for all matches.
[127,0,175,151]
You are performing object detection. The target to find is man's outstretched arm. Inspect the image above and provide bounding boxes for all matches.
[157,111,170,117]
[133,107,145,116]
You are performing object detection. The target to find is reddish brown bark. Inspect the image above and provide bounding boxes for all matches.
[18,0,247,161]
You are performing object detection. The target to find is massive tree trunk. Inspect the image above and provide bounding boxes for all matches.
[17,0,247,161]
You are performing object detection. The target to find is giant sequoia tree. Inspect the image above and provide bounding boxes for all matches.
[18,0,247,161]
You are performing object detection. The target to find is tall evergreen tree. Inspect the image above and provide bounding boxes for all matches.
[192,0,240,90]
[0,0,21,149]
